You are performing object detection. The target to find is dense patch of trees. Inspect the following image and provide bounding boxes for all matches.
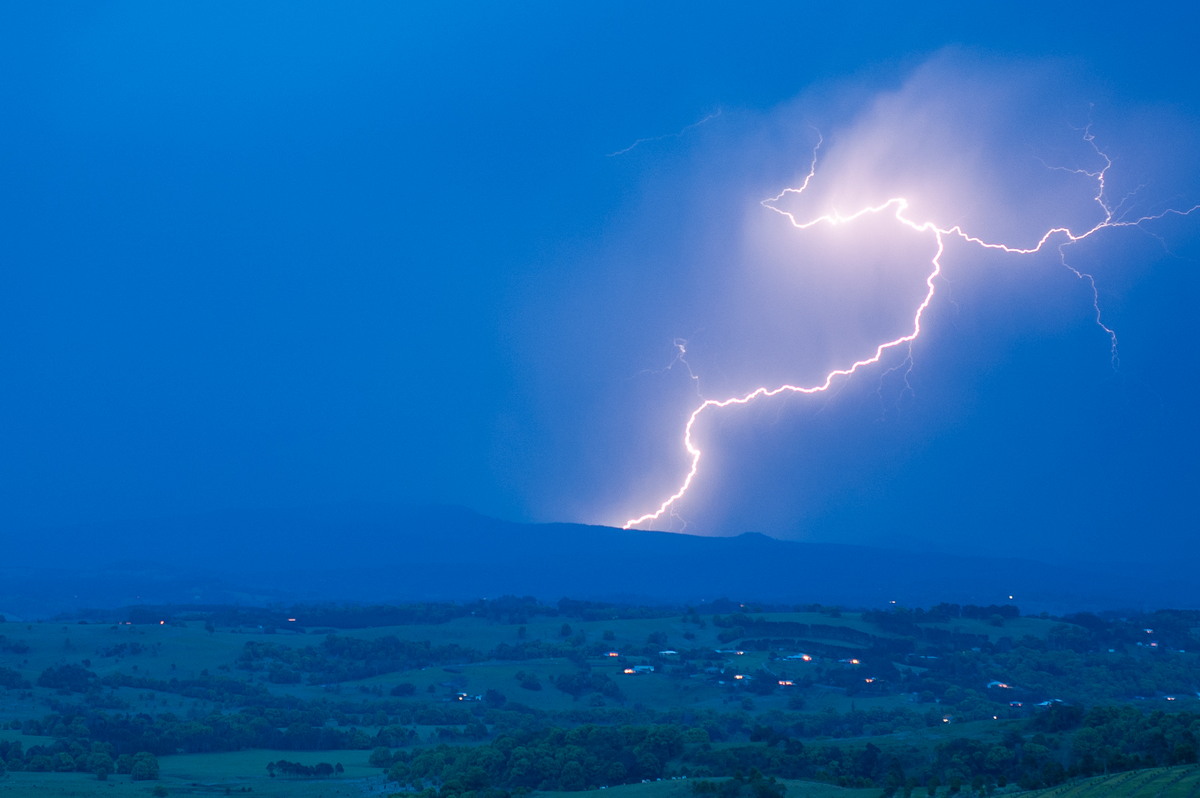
[236,634,483,683]
[267,759,343,778]
[550,671,623,701]
[344,708,1200,796]
[383,724,695,791]
[0,634,31,654]
[692,770,786,798]
[38,663,98,692]
[100,670,279,705]
[712,614,880,647]
[0,739,158,781]
[0,666,30,689]
[95,641,146,658]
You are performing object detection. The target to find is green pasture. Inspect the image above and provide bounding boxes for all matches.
[0,770,377,798]
[1017,765,1200,797]
[0,620,310,684]
[537,777,879,798]
[0,728,55,747]
[934,614,1065,643]
[0,747,383,797]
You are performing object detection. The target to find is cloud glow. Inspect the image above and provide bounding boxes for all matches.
[619,57,1200,531]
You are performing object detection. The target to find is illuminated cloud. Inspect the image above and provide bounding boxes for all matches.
[596,52,1198,543]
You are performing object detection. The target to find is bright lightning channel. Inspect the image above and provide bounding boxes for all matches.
[622,129,1200,531]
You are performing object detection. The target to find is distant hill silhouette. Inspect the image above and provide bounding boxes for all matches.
[1,504,1191,618]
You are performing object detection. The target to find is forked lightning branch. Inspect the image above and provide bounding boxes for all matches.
[622,129,1200,531]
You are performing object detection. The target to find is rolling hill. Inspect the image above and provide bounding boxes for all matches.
[2,504,1191,617]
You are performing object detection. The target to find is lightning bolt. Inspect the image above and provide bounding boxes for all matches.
[665,338,704,398]
[607,109,724,157]
[622,127,1200,531]
[635,338,704,398]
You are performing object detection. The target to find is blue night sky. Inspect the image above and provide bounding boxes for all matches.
[2,3,1197,566]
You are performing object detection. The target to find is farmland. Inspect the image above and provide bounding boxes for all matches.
[0,599,1198,797]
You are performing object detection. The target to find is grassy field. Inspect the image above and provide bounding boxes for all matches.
[0,772,879,798]
[0,620,310,684]
[1016,765,1200,797]
[0,747,383,797]
[539,767,1200,798]
[7,766,1200,798]
[0,770,381,797]
[538,778,879,798]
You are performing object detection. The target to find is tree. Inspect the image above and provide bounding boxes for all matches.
[36,663,96,692]
[27,755,52,772]
[388,761,411,785]
[131,751,160,781]
[88,752,114,781]
[515,670,541,691]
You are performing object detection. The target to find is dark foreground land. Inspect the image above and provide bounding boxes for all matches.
[1,598,1198,797]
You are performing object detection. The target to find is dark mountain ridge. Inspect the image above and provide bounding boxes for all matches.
[2,504,1191,618]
